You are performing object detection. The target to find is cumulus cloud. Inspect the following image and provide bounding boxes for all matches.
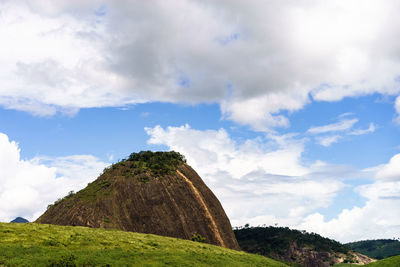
[374,153,400,181]
[145,125,344,227]
[146,124,400,242]
[1,0,400,129]
[298,153,400,242]
[0,132,108,222]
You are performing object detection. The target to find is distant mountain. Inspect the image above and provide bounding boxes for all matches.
[36,151,240,250]
[347,239,400,260]
[234,226,374,266]
[10,217,29,223]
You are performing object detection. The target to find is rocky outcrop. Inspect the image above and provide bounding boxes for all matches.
[282,242,375,266]
[234,226,375,266]
[36,151,240,250]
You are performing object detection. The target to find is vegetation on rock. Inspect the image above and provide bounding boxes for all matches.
[115,150,186,177]
[234,225,350,255]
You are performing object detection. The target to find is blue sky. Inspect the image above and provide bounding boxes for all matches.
[2,95,397,168]
[0,0,400,243]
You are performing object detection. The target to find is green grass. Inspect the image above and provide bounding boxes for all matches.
[333,264,359,266]
[334,255,400,267]
[0,223,287,266]
[365,255,400,266]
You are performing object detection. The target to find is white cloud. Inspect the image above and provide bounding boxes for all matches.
[0,132,108,222]
[1,1,400,129]
[307,119,358,134]
[348,123,376,135]
[146,124,309,178]
[308,118,375,146]
[395,96,400,123]
[396,96,400,114]
[146,125,400,242]
[316,135,342,147]
[146,125,344,228]
[374,153,400,181]
[297,153,400,243]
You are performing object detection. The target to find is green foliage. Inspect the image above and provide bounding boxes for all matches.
[192,234,206,243]
[0,222,287,267]
[234,226,351,258]
[346,239,400,259]
[138,175,150,183]
[126,150,187,177]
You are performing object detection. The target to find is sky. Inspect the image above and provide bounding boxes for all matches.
[0,0,400,243]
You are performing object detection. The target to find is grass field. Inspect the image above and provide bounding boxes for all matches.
[0,222,287,266]
[365,255,400,267]
[334,255,400,266]
[333,264,360,266]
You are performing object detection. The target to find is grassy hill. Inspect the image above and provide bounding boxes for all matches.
[365,255,400,266]
[335,255,400,266]
[0,222,287,266]
[346,239,400,259]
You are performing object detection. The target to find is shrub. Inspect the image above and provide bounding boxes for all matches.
[138,176,149,183]
[191,234,206,243]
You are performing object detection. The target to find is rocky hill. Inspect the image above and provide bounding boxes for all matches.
[36,151,239,250]
[234,226,375,266]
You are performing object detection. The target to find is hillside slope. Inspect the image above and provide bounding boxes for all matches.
[234,226,375,267]
[347,239,400,259]
[36,151,239,250]
[0,222,287,266]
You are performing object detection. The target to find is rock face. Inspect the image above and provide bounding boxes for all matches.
[283,243,375,266]
[36,151,240,250]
